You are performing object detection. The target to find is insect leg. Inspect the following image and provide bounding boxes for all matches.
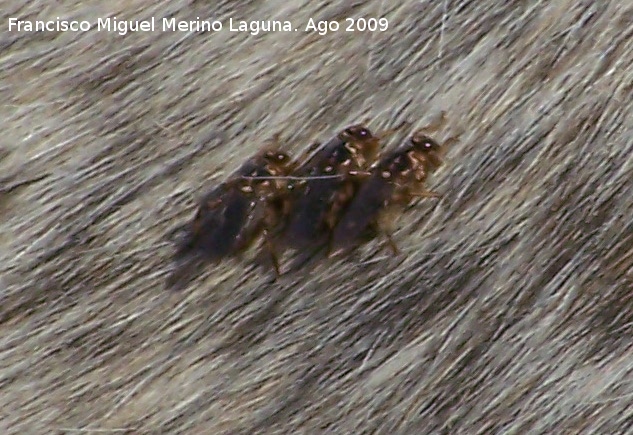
[261,201,285,276]
[391,185,441,204]
[369,221,401,256]
[384,231,401,256]
[417,111,448,134]
[262,229,281,277]
[267,132,283,148]
[442,134,461,148]
[409,189,442,199]
[325,181,356,231]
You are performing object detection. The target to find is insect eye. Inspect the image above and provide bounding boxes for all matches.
[413,134,438,150]
[344,126,371,139]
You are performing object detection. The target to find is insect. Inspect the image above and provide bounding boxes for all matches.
[280,124,384,251]
[328,129,455,257]
[172,145,296,276]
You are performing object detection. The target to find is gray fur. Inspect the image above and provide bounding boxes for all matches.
[1,0,632,433]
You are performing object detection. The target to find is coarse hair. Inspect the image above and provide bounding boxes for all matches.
[1,0,632,433]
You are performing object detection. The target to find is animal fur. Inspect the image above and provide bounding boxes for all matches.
[1,0,632,433]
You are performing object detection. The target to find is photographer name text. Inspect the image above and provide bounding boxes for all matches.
[8,17,389,36]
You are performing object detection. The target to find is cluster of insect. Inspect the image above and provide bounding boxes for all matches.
[169,114,455,284]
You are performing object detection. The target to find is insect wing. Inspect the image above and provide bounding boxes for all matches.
[330,175,393,251]
[296,136,345,175]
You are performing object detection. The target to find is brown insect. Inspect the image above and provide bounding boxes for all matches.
[279,124,387,251]
[172,145,295,277]
[328,128,456,257]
